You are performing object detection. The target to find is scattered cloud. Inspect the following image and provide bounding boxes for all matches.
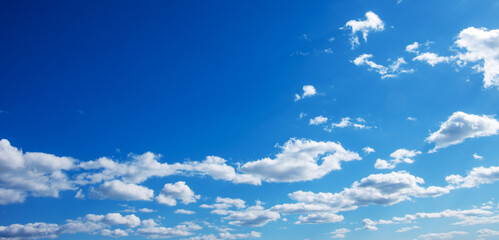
[362,147,375,155]
[446,165,499,189]
[239,138,361,182]
[175,209,196,215]
[353,54,414,79]
[331,228,350,238]
[344,11,385,48]
[426,112,499,152]
[295,85,317,101]
[474,153,484,160]
[90,180,154,201]
[374,149,421,169]
[395,225,420,232]
[309,116,328,125]
[477,229,499,238]
[155,181,200,206]
[415,231,468,240]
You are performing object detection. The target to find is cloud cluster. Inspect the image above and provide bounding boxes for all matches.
[155,181,200,206]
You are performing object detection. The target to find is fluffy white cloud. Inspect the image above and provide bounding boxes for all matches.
[200,197,246,215]
[446,165,499,189]
[353,54,414,79]
[223,206,280,227]
[331,228,350,238]
[186,156,261,185]
[287,171,449,213]
[416,231,468,240]
[136,221,202,239]
[239,138,361,182]
[175,209,196,215]
[413,52,451,66]
[344,11,384,48]
[101,228,129,237]
[270,203,332,215]
[374,149,421,169]
[406,42,420,53]
[329,117,370,130]
[294,85,317,101]
[155,181,199,206]
[455,27,499,88]
[295,212,343,224]
[309,116,328,125]
[90,180,154,201]
[426,112,499,152]
[362,147,375,155]
[0,139,76,204]
[0,222,60,239]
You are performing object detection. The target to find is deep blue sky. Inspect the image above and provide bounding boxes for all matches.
[1,1,499,239]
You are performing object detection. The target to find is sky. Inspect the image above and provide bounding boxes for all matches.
[1,0,499,239]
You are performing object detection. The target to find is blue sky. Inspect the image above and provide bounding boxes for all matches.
[1,0,499,239]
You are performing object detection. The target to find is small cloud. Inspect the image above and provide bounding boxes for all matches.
[295,85,317,101]
[344,11,385,49]
[309,116,328,125]
[77,110,86,115]
[324,48,334,54]
[328,37,335,42]
[407,117,417,121]
[139,208,156,213]
[75,189,85,199]
[363,147,375,154]
[290,51,309,56]
[473,153,484,160]
[299,112,307,119]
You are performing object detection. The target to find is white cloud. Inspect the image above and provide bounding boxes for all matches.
[0,222,60,239]
[329,117,371,131]
[223,206,280,227]
[101,228,129,237]
[270,202,333,215]
[309,116,328,125]
[90,180,154,201]
[446,165,499,189]
[426,112,499,152]
[136,221,202,239]
[362,147,375,155]
[219,231,261,239]
[239,138,361,182]
[294,85,317,101]
[474,153,484,160]
[396,225,420,232]
[155,181,200,206]
[413,52,451,66]
[477,229,499,238]
[374,149,421,169]
[455,27,499,88]
[344,11,384,48]
[295,212,343,224]
[139,208,155,213]
[416,231,468,240]
[353,54,414,79]
[0,139,75,204]
[407,117,417,121]
[175,209,196,215]
[287,171,449,213]
[406,42,420,53]
[331,228,350,238]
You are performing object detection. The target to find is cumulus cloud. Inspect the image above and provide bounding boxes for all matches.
[362,147,375,155]
[287,171,449,213]
[294,85,317,101]
[155,181,200,206]
[309,116,328,125]
[413,52,451,66]
[374,149,421,169]
[331,228,350,238]
[455,27,499,88]
[406,42,420,53]
[353,54,414,79]
[395,225,420,232]
[223,206,280,227]
[329,117,371,130]
[136,221,202,239]
[446,165,499,189]
[0,222,60,239]
[239,138,361,182]
[344,11,384,48]
[101,228,129,237]
[0,139,76,204]
[426,112,499,152]
[295,212,343,224]
[90,180,154,201]
[416,231,468,240]
[175,209,196,215]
